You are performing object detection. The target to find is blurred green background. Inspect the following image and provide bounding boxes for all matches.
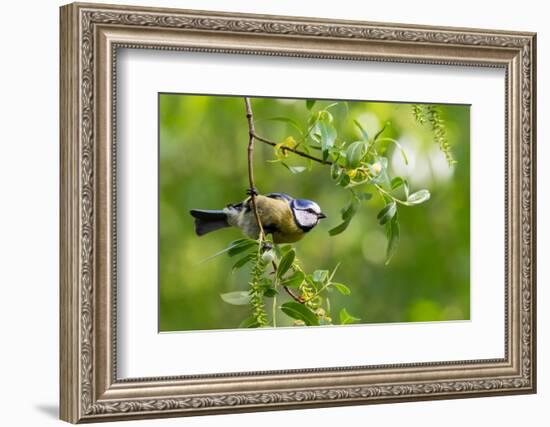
[159,94,470,331]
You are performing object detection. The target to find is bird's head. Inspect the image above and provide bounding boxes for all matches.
[290,199,327,232]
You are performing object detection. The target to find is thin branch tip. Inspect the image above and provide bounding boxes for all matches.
[252,133,332,165]
[244,97,265,240]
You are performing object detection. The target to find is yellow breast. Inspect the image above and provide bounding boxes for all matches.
[254,196,305,244]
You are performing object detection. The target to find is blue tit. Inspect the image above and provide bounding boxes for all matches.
[190,193,326,243]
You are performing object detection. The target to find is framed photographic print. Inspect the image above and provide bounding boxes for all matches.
[60,2,537,423]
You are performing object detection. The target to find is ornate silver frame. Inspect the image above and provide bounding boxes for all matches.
[60,2,537,423]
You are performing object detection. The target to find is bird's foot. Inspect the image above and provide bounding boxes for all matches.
[246,187,259,197]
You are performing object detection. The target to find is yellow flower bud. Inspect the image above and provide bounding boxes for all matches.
[282,136,297,149]
[274,143,288,159]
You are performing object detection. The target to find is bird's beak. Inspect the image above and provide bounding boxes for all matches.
[318,212,327,219]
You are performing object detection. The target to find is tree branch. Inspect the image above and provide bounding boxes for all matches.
[283,285,305,303]
[246,98,308,307]
[244,97,265,240]
[252,133,332,165]
[270,260,304,304]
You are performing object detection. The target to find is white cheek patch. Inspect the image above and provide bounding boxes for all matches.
[294,210,318,228]
[310,202,322,215]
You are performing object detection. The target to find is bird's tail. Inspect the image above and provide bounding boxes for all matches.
[189,209,230,236]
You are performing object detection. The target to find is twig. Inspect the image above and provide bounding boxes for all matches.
[247,98,306,309]
[374,183,414,206]
[252,133,332,165]
[272,294,277,327]
[244,98,265,240]
[283,285,304,303]
[270,260,304,303]
[244,98,270,327]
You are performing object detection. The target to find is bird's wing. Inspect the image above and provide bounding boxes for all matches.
[225,201,245,211]
[265,192,294,202]
[227,193,292,214]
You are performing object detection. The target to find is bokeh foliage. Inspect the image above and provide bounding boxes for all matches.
[159,94,470,331]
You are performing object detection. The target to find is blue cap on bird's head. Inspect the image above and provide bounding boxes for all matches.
[290,199,327,231]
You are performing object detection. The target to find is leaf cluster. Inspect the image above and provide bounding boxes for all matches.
[266,101,432,264]
[219,239,359,328]
[412,104,456,166]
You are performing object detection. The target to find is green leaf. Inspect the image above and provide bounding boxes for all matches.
[325,102,339,110]
[318,120,337,152]
[239,316,259,328]
[366,158,391,187]
[331,162,342,180]
[263,288,278,297]
[280,270,305,288]
[379,137,409,165]
[220,291,251,305]
[312,270,329,284]
[277,245,293,256]
[328,220,351,236]
[328,262,341,282]
[345,141,367,169]
[280,162,307,174]
[337,173,351,188]
[306,99,316,110]
[308,111,320,127]
[378,157,389,169]
[377,202,397,225]
[353,119,369,141]
[329,199,359,236]
[277,249,295,278]
[403,179,410,199]
[266,116,303,135]
[377,158,392,187]
[318,110,333,123]
[395,141,409,165]
[407,189,431,205]
[357,192,373,201]
[232,254,254,271]
[391,177,404,190]
[339,308,360,325]
[288,165,307,174]
[332,282,351,295]
[306,158,313,172]
[230,238,255,245]
[200,238,256,263]
[281,302,320,326]
[227,241,257,257]
[385,215,400,265]
[259,277,272,287]
[342,199,359,221]
[373,121,389,142]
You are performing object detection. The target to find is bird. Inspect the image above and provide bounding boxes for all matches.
[189,192,326,244]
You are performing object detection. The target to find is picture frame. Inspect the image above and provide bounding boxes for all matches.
[59,2,537,423]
